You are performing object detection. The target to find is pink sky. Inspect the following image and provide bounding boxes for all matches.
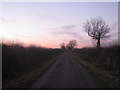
[0,2,118,48]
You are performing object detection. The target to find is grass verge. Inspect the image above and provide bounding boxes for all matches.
[4,53,63,88]
[71,52,120,88]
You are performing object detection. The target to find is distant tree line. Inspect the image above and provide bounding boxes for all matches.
[60,40,77,50]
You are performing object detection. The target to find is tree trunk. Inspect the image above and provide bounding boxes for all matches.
[97,32,101,48]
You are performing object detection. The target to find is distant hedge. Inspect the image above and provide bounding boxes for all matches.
[2,44,62,80]
[74,45,120,74]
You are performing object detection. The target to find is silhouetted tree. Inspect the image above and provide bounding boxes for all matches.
[83,17,110,48]
[66,40,77,49]
[60,43,66,50]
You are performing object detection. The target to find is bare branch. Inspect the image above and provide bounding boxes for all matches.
[83,17,111,47]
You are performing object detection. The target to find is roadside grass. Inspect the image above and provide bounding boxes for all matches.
[4,53,63,88]
[71,52,120,88]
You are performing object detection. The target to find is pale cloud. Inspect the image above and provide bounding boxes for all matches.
[49,24,93,47]
[0,16,17,23]
[50,24,90,40]
[51,25,81,38]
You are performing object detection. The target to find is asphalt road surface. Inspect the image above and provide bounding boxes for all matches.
[31,51,102,88]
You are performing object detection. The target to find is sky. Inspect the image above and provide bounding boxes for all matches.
[0,2,118,48]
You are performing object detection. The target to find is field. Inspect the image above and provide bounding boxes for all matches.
[72,45,120,88]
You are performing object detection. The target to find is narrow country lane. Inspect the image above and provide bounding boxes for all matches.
[31,51,102,88]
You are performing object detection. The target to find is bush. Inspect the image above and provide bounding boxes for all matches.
[74,45,119,74]
[2,44,62,80]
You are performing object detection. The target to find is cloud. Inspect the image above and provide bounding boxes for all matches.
[52,30,81,39]
[61,25,75,30]
[0,17,7,22]
[0,17,17,23]
[13,33,33,38]
[51,24,82,39]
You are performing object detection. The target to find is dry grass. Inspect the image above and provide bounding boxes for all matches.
[3,53,62,88]
[71,49,120,88]
[2,43,63,88]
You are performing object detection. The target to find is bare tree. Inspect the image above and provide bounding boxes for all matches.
[83,17,110,48]
[60,43,66,50]
[66,40,77,49]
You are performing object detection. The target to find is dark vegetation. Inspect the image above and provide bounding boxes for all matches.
[73,45,120,87]
[74,46,119,74]
[60,40,77,50]
[2,43,62,87]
